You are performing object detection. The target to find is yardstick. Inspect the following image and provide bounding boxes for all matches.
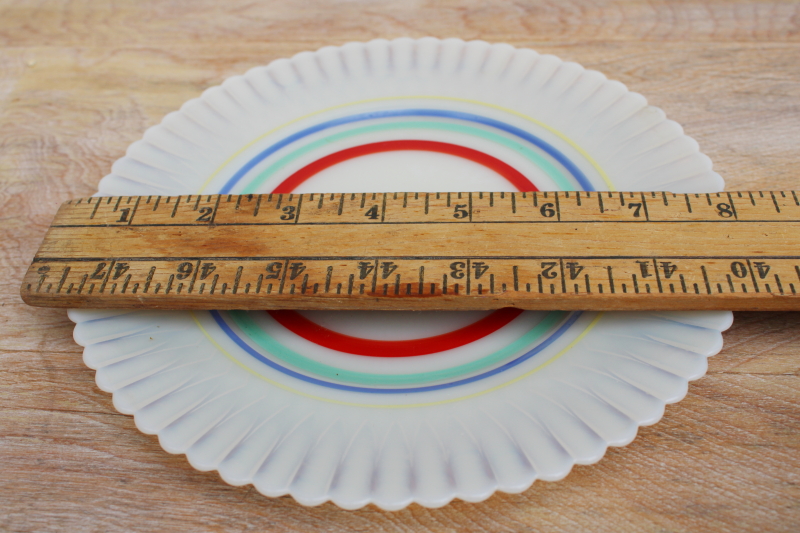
[20,191,800,311]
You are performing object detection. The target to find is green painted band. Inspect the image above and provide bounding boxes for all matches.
[228,311,567,386]
[241,121,573,193]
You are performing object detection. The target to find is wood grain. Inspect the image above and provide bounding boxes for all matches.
[1,1,798,531]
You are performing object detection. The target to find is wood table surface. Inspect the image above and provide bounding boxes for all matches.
[1,1,798,531]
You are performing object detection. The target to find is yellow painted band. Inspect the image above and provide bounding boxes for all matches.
[191,311,604,409]
[197,96,615,193]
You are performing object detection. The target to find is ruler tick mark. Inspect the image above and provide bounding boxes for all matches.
[89,198,101,219]
[293,194,303,224]
[56,267,70,293]
[640,193,650,221]
[746,259,760,293]
[701,265,712,294]
[325,266,333,293]
[210,275,218,295]
[233,266,243,293]
[726,192,739,220]
[171,196,182,218]
[771,191,781,213]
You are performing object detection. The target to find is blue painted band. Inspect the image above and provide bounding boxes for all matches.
[210,310,582,394]
[219,109,595,193]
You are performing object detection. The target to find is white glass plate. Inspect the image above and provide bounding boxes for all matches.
[70,38,732,510]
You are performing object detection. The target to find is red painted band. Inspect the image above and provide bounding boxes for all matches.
[270,139,538,357]
[272,140,535,193]
[269,308,524,357]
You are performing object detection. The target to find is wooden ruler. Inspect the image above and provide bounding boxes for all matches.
[20,191,800,311]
